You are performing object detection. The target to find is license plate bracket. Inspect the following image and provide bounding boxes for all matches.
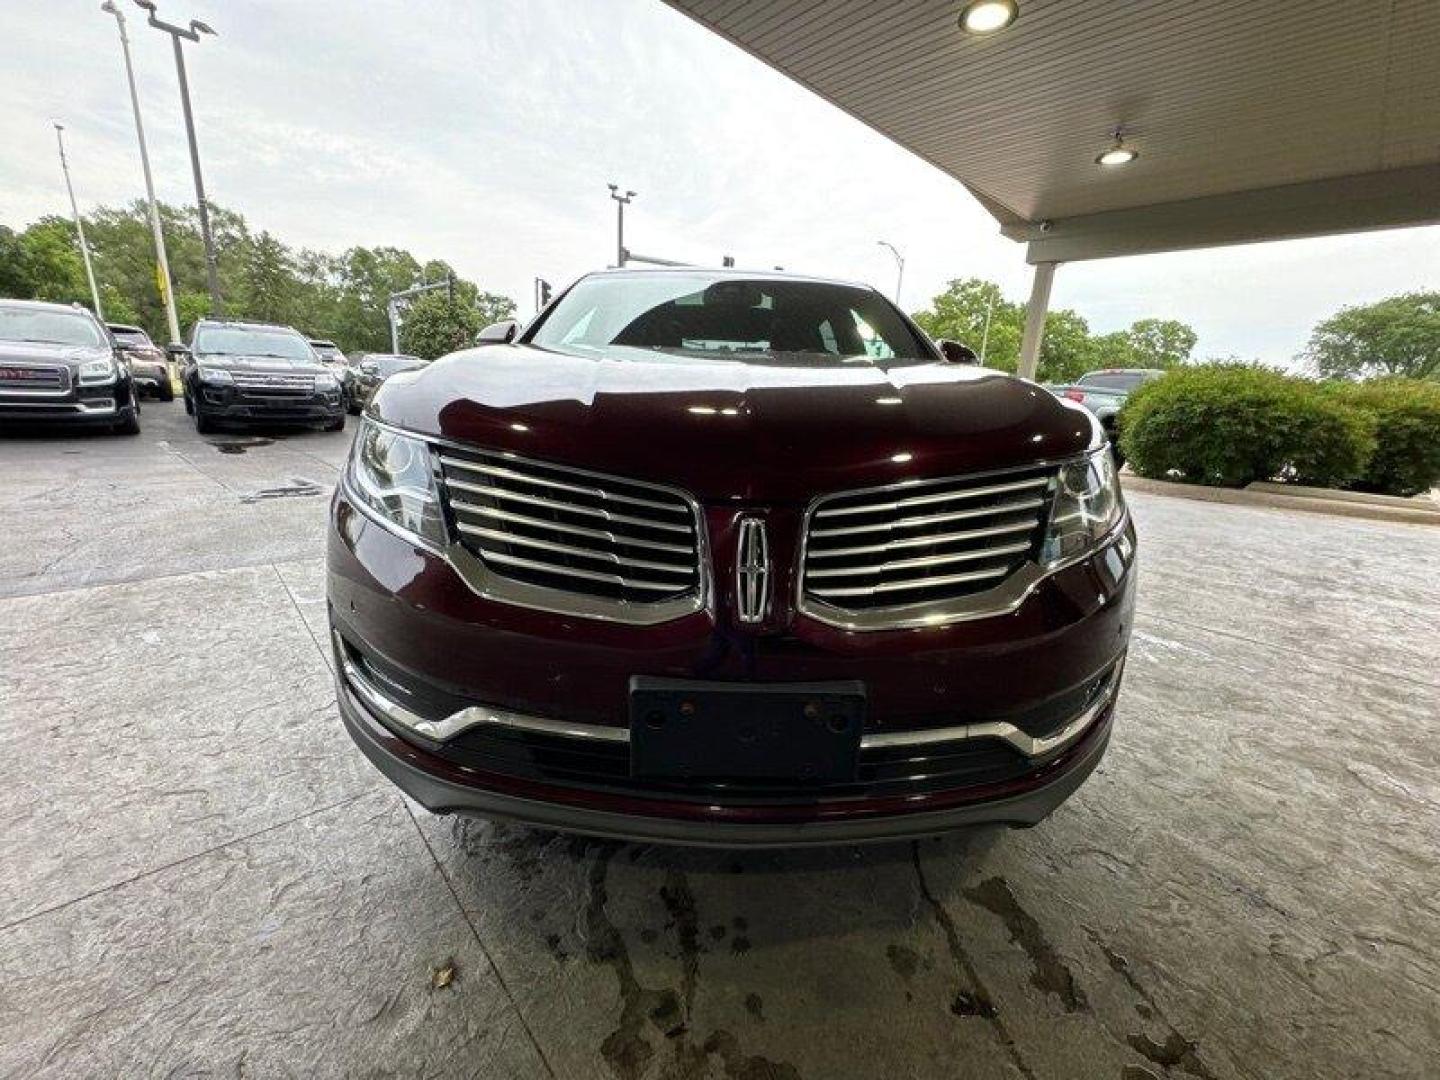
[629,677,865,783]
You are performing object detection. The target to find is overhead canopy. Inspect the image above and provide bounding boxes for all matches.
[664,0,1440,263]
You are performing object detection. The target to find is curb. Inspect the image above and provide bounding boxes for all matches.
[1121,474,1440,526]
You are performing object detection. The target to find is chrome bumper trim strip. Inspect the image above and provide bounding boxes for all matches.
[337,630,1119,760]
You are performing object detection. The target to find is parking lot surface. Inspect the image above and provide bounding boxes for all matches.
[2,403,1437,1079]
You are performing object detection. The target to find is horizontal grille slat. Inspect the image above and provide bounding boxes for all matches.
[231,371,315,393]
[809,564,1012,599]
[809,495,1046,539]
[813,475,1049,519]
[453,504,694,555]
[438,447,702,607]
[478,549,689,595]
[457,525,696,576]
[447,481,694,535]
[440,456,691,516]
[802,466,1056,618]
[805,539,1033,579]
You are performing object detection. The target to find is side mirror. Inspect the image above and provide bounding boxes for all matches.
[477,319,520,344]
[166,343,192,362]
[937,339,979,365]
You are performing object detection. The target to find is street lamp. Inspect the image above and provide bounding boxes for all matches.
[877,240,904,306]
[100,0,181,345]
[608,183,636,268]
[133,1,224,316]
[53,124,104,320]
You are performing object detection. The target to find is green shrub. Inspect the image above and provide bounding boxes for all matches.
[1325,379,1440,496]
[1117,364,1374,488]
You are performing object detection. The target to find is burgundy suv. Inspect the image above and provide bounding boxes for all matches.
[327,270,1135,845]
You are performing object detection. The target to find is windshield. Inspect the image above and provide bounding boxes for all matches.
[111,328,153,348]
[1077,372,1151,391]
[195,325,315,361]
[529,274,932,363]
[0,306,104,347]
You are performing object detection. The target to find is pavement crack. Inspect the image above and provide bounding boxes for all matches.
[401,802,559,1079]
[660,867,701,1017]
[963,876,1088,1013]
[910,843,1036,1080]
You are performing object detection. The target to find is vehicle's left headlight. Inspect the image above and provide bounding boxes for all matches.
[315,372,340,391]
[77,357,117,385]
[1041,448,1124,566]
[346,420,447,548]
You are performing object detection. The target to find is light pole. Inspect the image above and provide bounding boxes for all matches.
[100,0,181,344]
[608,183,635,268]
[53,124,104,320]
[134,1,222,316]
[979,290,996,365]
[877,240,904,307]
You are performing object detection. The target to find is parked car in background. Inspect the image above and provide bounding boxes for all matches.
[329,269,1136,846]
[349,352,427,413]
[181,319,345,433]
[1046,368,1166,464]
[309,338,359,413]
[108,323,173,401]
[0,299,140,434]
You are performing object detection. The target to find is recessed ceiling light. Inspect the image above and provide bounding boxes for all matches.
[1096,129,1139,166]
[958,0,1018,35]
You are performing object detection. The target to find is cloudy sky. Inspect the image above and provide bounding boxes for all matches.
[3,0,1436,365]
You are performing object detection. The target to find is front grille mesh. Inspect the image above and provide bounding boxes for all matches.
[802,466,1056,611]
[438,449,702,604]
[232,371,314,395]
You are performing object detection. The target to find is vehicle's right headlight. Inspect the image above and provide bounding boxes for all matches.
[346,420,447,548]
[1041,448,1124,566]
[77,357,117,385]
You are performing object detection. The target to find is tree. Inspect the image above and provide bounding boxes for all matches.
[475,291,517,327]
[1303,292,1440,381]
[0,226,31,297]
[1124,318,1196,369]
[911,278,1021,368]
[399,290,482,360]
[914,277,1198,382]
[3,202,514,355]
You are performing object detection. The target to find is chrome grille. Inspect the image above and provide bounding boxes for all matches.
[231,371,314,396]
[438,449,703,605]
[0,364,68,394]
[801,466,1056,612]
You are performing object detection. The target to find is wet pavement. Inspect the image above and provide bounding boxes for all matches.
[2,402,1437,1078]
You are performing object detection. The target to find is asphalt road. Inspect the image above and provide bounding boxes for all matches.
[2,400,1437,1078]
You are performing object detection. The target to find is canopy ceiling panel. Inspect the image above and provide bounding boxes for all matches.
[664,0,1440,261]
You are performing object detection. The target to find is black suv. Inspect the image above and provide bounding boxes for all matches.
[181,319,345,433]
[0,299,140,434]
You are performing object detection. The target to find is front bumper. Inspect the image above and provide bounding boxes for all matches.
[335,651,1116,845]
[328,486,1136,845]
[0,381,135,425]
[196,384,343,423]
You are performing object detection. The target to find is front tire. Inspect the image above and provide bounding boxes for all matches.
[323,416,345,432]
[114,407,141,436]
[194,405,216,434]
[156,377,174,402]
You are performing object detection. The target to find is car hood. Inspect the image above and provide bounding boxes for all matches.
[373,344,1098,502]
[0,340,111,371]
[194,354,326,374]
